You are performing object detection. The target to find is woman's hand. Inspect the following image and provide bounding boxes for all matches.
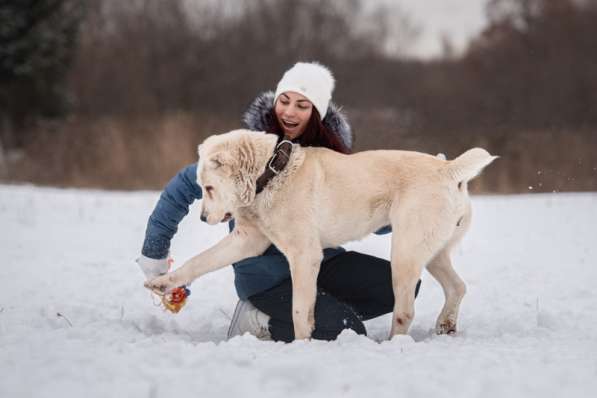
[143,271,184,296]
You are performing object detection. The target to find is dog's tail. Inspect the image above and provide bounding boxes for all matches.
[443,148,498,183]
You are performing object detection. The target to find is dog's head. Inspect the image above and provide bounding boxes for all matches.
[196,130,276,225]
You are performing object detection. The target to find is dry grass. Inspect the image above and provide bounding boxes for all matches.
[9,112,236,189]
[350,111,597,194]
[3,113,596,193]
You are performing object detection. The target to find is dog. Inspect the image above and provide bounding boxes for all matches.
[145,129,497,340]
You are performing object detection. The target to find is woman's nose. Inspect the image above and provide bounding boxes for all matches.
[282,106,296,118]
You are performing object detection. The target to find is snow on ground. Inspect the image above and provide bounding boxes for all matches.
[1,184,596,398]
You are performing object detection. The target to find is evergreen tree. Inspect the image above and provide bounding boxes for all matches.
[0,0,84,148]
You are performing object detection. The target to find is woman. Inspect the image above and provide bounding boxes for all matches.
[136,62,421,342]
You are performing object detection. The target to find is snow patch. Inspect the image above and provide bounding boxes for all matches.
[1,185,597,397]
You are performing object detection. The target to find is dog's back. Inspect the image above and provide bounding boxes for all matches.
[293,146,496,248]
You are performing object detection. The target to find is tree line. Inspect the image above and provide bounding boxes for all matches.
[1,0,595,191]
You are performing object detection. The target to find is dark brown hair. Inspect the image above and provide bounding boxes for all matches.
[265,107,351,154]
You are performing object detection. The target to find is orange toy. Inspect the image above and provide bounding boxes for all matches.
[161,286,191,313]
[155,258,191,313]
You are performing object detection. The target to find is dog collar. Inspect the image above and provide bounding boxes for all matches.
[255,137,293,194]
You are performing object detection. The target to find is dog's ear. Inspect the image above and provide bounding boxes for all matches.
[234,140,258,205]
[209,151,235,173]
[237,173,256,205]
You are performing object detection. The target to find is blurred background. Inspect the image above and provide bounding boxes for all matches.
[0,0,595,193]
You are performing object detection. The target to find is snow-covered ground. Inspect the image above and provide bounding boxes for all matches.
[1,185,596,398]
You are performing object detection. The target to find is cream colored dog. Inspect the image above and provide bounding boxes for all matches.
[145,129,497,340]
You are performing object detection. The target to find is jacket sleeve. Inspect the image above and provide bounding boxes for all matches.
[141,163,202,259]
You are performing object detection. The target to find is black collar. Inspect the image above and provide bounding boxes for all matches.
[255,137,293,194]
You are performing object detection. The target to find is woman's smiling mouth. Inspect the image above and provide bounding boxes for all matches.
[281,119,299,129]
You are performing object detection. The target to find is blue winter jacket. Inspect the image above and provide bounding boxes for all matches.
[141,92,390,299]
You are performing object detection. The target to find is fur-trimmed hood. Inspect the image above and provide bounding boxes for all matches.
[241,91,353,150]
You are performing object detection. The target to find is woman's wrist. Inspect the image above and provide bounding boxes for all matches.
[136,254,171,280]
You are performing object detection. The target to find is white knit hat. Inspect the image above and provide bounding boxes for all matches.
[274,62,335,120]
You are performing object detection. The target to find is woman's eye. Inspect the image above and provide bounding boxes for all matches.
[205,186,214,194]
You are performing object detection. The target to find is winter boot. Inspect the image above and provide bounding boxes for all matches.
[227,300,271,340]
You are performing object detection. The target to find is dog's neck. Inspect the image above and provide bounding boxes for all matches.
[255,136,293,194]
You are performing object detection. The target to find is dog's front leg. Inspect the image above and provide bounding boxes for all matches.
[286,248,323,340]
[145,225,270,295]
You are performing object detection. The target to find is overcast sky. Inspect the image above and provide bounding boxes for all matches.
[192,0,489,59]
[388,0,487,58]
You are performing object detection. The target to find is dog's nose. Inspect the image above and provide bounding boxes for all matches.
[200,213,207,222]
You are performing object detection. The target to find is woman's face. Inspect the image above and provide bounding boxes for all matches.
[274,92,313,139]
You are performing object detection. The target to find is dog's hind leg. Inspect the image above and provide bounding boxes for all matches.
[427,249,466,334]
[427,204,471,334]
[389,240,430,337]
[388,194,457,338]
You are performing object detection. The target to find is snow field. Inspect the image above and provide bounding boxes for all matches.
[1,185,596,397]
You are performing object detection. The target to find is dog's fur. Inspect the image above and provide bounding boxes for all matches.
[145,129,497,339]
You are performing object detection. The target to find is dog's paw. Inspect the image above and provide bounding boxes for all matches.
[435,320,457,335]
[293,320,315,341]
[144,274,178,296]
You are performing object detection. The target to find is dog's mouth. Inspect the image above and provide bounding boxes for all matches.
[220,212,232,223]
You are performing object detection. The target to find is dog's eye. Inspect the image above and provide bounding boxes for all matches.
[205,186,214,198]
